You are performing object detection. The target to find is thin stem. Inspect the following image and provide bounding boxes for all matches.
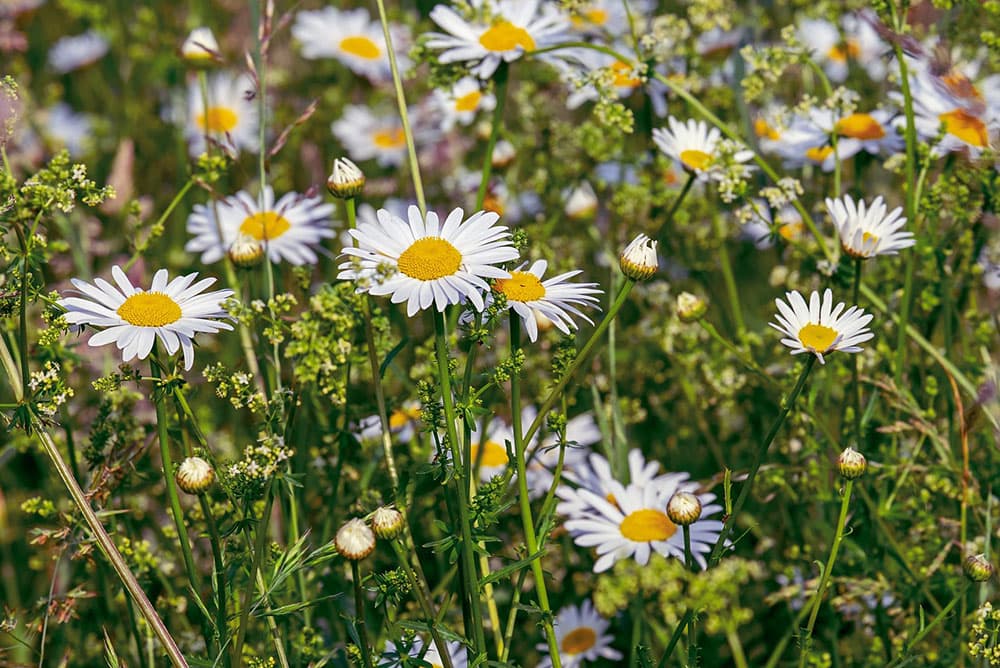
[199,495,230,666]
[389,540,455,668]
[124,180,195,272]
[885,585,968,668]
[683,525,697,667]
[233,484,274,668]
[509,316,562,668]
[798,479,855,668]
[351,560,375,668]
[851,259,863,443]
[713,211,746,338]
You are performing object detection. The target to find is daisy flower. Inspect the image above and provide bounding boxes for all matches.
[825,195,914,259]
[48,31,108,73]
[185,71,259,157]
[378,637,467,668]
[357,401,422,445]
[653,117,753,181]
[58,266,233,370]
[492,260,601,343]
[338,205,519,317]
[331,105,412,167]
[904,73,997,157]
[425,0,572,80]
[433,76,497,131]
[563,47,644,110]
[537,599,622,668]
[180,27,220,64]
[769,288,874,364]
[185,186,335,265]
[739,200,804,250]
[832,108,905,158]
[291,7,409,83]
[797,13,886,83]
[564,477,723,572]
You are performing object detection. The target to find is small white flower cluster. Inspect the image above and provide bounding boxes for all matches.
[27,361,74,417]
[225,434,294,499]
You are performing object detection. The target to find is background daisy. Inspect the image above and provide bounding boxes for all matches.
[332,105,412,167]
[48,31,108,73]
[653,116,753,181]
[537,599,622,668]
[292,7,409,83]
[769,288,874,363]
[493,260,602,342]
[825,195,914,259]
[185,71,259,157]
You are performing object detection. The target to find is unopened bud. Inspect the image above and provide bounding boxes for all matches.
[371,506,404,539]
[228,233,265,269]
[180,27,220,67]
[965,554,994,582]
[666,491,702,526]
[327,157,365,199]
[336,518,376,561]
[620,233,658,281]
[837,447,867,480]
[564,181,597,221]
[677,292,707,323]
[175,456,215,494]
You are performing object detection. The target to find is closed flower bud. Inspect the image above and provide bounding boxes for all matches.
[564,181,597,221]
[175,456,215,494]
[228,233,265,269]
[837,447,867,480]
[677,292,708,323]
[336,518,376,561]
[491,139,516,168]
[666,491,702,526]
[327,157,365,199]
[965,554,994,582]
[371,506,404,539]
[620,233,658,281]
[180,27,220,67]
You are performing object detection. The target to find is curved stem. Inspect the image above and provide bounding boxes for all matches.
[885,585,967,668]
[351,560,375,668]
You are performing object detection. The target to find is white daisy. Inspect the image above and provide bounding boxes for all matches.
[185,186,335,265]
[44,102,91,157]
[48,31,108,73]
[797,12,886,83]
[291,7,410,83]
[378,637,468,668]
[433,76,497,131]
[563,47,644,110]
[357,401,422,445]
[58,266,233,370]
[564,477,723,572]
[537,599,622,668]
[904,72,997,157]
[492,260,601,343]
[825,195,914,259]
[769,288,874,364]
[331,105,411,167]
[832,108,905,158]
[557,448,678,517]
[338,205,519,317]
[185,71,259,157]
[738,199,805,250]
[563,181,598,220]
[425,0,571,80]
[652,116,753,182]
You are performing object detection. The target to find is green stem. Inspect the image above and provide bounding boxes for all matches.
[683,525,698,667]
[714,211,745,338]
[124,180,195,272]
[885,585,967,668]
[351,560,375,668]
[389,540,454,668]
[199,495,230,667]
[509,316,562,668]
[233,484,274,668]
[851,259,863,443]
[798,479,855,668]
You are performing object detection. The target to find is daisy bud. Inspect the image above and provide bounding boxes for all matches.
[564,182,598,221]
[491,139,516,168]
[837,447,867,480]
[327,157,365,199]
[175,456,215,495]
[965,554,994,582]
[666,491,702,526]
[180,27,220,67]
[228,233,265,269]
[371,506,404,540]
[620,233,658,281]
[677,292,708,323]
[336,518,376,561]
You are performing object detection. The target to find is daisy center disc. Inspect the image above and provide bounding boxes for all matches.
[779,222,803,241]
[397,237,462,281]
[679,149,713,171]
[939,109,988,147]
[495,271,546,302]
[619,508,677,542]
[479,20,536,52]
[197,106,239,133]
[389,407,420,430]
[561,627,598,655]
[454,90,482,112]
[798,323,838,351]
[827,39,860,62]
[373,128,405,149]
[611,61,641,88]
[240,211,291,241]
[472,440,508,467]
[339,35,380,60]
[805,146,833,162]
[117,292,183,327]
[836,113,885,140]
[861,231,879,245]
[754,118,780,140]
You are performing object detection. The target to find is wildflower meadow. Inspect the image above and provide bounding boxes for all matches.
[3,0,1000,666]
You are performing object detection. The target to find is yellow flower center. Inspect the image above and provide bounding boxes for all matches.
[779,222,804,241]
[454,90,483,113]
[754,118,780,140]
[561,627,598,655]
[472,440,509,467]
[836,113,885,140]
[495,270,546,303]
[797,323,838,351]
[388,407,419,430]
[479,20,536,53]
[397,237,462,281]
[339,35,381,60]
[240,211,291,241]
[679,149,713,171]
[619,508,677,542]
[196,106,238,133]
[939,109,988,148]
[373,128,406,149]
[827,39,860,63]
[117,292,182,327]
[805,146,834,162]
[611,60,641,88]
[861,231,878,245]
